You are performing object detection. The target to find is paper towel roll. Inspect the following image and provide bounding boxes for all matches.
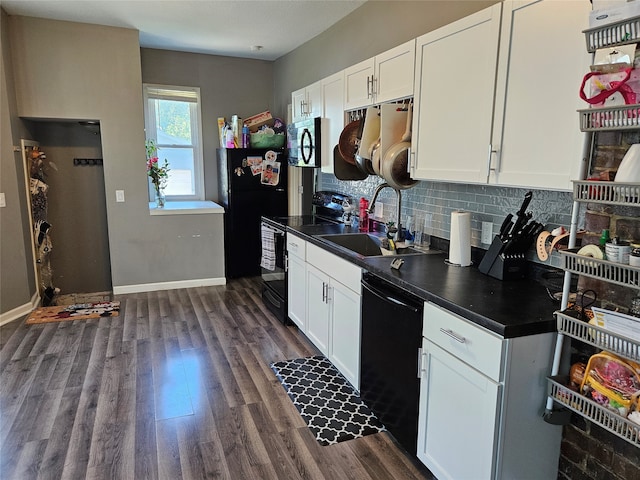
[449,211,471,266]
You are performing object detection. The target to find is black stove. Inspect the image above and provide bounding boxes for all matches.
[260,191,352,325]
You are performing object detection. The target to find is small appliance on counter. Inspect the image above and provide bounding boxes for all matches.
[260,191,353,324]
[287,117,322,168]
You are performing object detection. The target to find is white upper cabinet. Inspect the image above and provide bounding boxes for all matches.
[491,0,590,189]
[411,0,591,190]
[344,40,416,111]
[374,40,416,105]
[412,4,501,184]
[344,57,376,110]
[321,71,345,174]
[292,80,322,123]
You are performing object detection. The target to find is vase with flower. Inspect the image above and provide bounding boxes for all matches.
[146,140,170,208]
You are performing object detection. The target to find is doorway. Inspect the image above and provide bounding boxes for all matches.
[23,120,112,302]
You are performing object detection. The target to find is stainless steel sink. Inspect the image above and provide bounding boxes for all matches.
[318,233,426,257]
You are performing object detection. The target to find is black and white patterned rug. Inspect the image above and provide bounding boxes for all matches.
[271,355,385,446]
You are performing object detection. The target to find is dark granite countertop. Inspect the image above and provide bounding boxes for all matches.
[285,222,559,339]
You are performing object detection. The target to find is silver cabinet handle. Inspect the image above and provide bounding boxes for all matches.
[289,242,298,249]
[417,347,425,378]
[486,143,499,182]
[322,282,327,303]
[440,328,466,344]
[367,75,372,98]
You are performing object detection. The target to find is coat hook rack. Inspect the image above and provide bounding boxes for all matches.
[73,158,103,166]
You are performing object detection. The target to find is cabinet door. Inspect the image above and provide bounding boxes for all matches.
[491,0,590,190]
[306,264,330,355]
[329,280,361,389]
[292,87,307,123]
[411,4,501,183]
[417,339,500,480]
[321,71,345,174]
[375,39,416,104]
[287,253,306,331]
[344,57,375,111]
[306,80,323,119]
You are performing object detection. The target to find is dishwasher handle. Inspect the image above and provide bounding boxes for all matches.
[362,280,420,314]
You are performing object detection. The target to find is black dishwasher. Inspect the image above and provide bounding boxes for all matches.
[360,272,423,455]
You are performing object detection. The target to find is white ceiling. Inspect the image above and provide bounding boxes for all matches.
[1,0,367,61]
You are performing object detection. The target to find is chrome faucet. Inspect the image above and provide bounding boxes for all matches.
[367,182,404,241]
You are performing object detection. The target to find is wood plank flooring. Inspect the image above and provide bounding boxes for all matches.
[0,277,434,480]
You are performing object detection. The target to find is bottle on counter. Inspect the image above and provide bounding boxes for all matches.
[242,124,250,148]
[359,198,369,232]
[404,216,414,245]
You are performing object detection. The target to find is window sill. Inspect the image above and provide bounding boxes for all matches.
[148,200,224,216]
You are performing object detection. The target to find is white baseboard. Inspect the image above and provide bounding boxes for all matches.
[112,277,227,295]
[0,291,40,326]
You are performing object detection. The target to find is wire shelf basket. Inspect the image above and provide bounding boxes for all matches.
[579,105,640,131]
[556,311,640,362]
[561,249,640,288]
[548,376,640,446]
[584,15,640,52]
[572,180,640,206]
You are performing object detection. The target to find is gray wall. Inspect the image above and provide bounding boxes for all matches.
[140,48,277,202]
[6,15,225,303]
[1,9,36,314]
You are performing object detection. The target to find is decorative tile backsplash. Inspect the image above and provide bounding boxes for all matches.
[318,173,575,268]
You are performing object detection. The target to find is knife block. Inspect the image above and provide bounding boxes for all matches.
[478,235,527,280]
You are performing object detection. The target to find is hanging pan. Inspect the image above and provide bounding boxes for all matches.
[338,119,361,165]
[380,104,418,190]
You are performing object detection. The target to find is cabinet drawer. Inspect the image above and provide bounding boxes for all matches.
[286,234,306,259]
[423,302,504,382]
[306,243,361,293]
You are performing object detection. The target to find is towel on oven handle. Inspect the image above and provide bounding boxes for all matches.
[260,224,276,271]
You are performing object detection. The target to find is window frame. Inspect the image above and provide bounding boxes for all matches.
[143,83,205,202]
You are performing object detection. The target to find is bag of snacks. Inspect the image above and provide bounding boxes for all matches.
[580,352,640,417]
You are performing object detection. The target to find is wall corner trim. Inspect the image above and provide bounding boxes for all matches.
[0,291,40,326]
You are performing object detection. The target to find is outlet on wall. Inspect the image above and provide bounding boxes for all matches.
[115,190,125,202]
[481,221,493,244]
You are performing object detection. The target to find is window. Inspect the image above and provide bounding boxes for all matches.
[143,84,204,201]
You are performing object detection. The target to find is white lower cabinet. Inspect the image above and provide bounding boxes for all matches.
[306,264,331,356]
[418,339,500,479]
[327,279,361,389]
[287,236,362,389]
[417,302,562,479]
[287,251,306,330]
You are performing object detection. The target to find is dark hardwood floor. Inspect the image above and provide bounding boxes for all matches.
[0,277,434,479]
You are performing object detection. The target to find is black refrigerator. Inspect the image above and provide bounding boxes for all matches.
[217,148,288,279]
